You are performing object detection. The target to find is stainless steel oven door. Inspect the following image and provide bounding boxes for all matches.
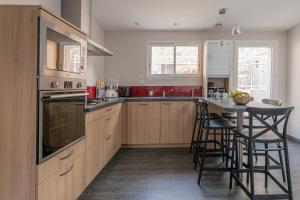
[38,90,87,163]
[39,18,87,79]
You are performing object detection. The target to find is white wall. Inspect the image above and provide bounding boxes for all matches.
[104,30,287,100]
[87,17,105,85]
[287,23,300,139]
[0,0,61,15]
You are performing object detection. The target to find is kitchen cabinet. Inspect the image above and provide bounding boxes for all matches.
[85,103,122,186]
[205,41,231,78]
[160,102,184,144]
[160,101,195,144]
[105,104,122,162]
[85,111,105,185]
[127,102,161,144]
[36,139,86,200]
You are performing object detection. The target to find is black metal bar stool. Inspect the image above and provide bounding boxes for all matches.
[230,106,294,200]
[189,99,221,154]
[194,101,236,185]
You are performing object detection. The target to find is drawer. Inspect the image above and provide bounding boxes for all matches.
[58,139,85,169]
[86,109,104,124]
[36,139,86,184]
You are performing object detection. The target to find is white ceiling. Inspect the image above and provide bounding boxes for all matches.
[92,0,300,31]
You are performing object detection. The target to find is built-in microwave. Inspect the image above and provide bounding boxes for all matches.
[39,18,87,79]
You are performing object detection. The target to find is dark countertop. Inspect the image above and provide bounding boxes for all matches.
[85,96,200,112]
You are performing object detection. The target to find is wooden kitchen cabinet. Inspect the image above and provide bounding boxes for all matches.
[160,101,195,144]
[160,102,184,144]
[104,103,122,162]
[182,102,196,143]
[85,103,122,186]
[127,102,161,144]
[85,109,106,185]
[36,139,86,200]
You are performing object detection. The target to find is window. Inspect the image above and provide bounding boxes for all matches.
[148,43,200,77]
[237,47,272,102]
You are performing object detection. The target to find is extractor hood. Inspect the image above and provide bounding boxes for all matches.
[87,39,114,56]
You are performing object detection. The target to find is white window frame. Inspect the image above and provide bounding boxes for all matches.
[233,40,278,99]
[147,42,202,78]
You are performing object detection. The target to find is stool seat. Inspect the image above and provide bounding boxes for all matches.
[204,119,236,129]
[196,112,221,120]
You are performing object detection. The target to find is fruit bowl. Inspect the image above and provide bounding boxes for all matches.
[230,91,253,105]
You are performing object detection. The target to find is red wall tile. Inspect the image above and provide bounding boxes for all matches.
[118,86,202,97]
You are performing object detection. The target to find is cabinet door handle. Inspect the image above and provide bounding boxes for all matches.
[162,102,171,105]
[106,135,112,140]
[59,164,74,176]
[106,107,112,112]
[60,150,73,160]
[106,117,111,121]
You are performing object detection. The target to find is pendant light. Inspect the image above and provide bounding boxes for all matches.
[216,23,225,47]
[232,25,241,35]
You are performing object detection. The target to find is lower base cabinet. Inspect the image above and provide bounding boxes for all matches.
[36,139,86,200]
[126,101,195,145]
[85,103,122,186]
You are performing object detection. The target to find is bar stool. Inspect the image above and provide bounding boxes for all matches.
[194,101,236,185]
[230,106,294,200]
[189,99,221,154]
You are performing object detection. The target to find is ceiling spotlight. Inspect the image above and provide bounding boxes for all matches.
[218,8,227,15]
[232,25,241,35]
[134,22,140,26]
[174,22,178,26]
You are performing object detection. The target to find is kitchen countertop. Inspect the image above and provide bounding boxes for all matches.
[85,96,200,112]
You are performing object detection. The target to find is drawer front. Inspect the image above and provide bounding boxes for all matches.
[86,109,104,124]
[37,139,85,184]
[58,139,85,169]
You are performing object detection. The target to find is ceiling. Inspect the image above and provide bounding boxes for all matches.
[92,0,300,32]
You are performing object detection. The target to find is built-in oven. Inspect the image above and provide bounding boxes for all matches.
[39,17,87,79]
[37,77,88,163]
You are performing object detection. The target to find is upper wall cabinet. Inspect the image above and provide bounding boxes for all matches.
[61,0,91,34]
[205,40,231,78]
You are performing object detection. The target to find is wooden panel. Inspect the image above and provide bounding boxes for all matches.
[127,102,161,144]
[72,144,86,198]
[104,113,114,162]
[0,6,38,200]
[96,118,106,172]
[85,121,99,185]
[37,173,58,200]
[121,103,127,144]
[57,163,74,200]
[182,102,196,144]
[36,154,59,185]
[86,109,104,124]
[39,8,86,39]
[160,102,184,144]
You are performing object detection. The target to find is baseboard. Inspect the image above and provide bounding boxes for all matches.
[287,134,300,143]
[121,144,189,148]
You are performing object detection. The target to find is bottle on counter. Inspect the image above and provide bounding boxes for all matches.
[96,80,105,99]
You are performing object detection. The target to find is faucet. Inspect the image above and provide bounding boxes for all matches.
[191,88,195,97]
[162,88,175,97]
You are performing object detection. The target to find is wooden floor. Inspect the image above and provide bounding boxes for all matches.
[79,141,300,200]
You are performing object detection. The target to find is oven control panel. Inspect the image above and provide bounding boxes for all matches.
[64,81,73,89]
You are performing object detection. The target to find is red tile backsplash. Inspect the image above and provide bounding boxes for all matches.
[118,86,202,97]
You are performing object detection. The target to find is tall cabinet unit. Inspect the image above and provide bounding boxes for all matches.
[203,40,233,97]
[0,6,39,200]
